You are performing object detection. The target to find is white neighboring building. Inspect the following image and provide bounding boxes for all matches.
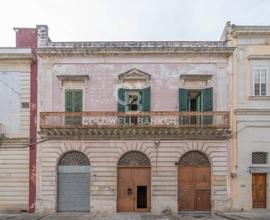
[0,48,33,212]
[223,23,270,210]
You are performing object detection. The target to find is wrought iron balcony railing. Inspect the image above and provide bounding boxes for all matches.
[40,111,230,129]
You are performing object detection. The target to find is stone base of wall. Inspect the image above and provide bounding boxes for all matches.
[36,139,230,213]
[0,141,29,213]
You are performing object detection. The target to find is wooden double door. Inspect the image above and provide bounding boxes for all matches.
[252,173,267,208]
[178,166,211,211]
[117,167,151,212]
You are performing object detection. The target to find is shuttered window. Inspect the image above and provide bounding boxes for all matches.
[65,89,83,112]
[179,88,213,112]
[65,89,83,125]
[117,87,151,112]
[118,87,151,124]
[179,88,213,125]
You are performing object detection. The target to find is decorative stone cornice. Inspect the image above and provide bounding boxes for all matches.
[0,48,33,61]
[37,41,235,57]
[235,109,270,115]
[248,55,270,60]
[39,127,231,140]
[180,74,212,81]
[231,25,270,37]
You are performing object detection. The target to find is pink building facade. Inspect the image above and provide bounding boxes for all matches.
[34,26,234,213]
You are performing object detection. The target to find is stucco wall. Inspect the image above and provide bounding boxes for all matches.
[0,62,31,138]
[0,71,20,136]
[233,117,270,210]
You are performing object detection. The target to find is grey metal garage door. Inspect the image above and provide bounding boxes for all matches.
[57,151,90,212]
[58,166,90,212]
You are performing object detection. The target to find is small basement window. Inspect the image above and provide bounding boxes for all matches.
[252,152,267,164]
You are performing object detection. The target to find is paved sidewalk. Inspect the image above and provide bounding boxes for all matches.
[216,210,270,220]
[0,212,227,220]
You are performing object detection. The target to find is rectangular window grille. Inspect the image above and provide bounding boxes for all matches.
[252,152,267,164]
[253,67,267,96]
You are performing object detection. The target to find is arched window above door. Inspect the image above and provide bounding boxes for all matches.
[179,151,210,166]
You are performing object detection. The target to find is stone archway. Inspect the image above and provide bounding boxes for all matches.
[117,151,151,212]
[57,151,90,212]
[178,151,211,211]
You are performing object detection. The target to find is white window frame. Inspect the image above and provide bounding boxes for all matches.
[252,66,268,96]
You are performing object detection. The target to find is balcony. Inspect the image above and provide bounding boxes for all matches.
[40,111,230,140]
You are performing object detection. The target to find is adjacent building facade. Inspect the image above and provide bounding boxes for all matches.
[0,48,33,211]
[222,23,270,210]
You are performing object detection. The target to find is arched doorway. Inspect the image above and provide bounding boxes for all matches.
[57,151,90,212]
[117,151,151,212]
[178,151,211,211]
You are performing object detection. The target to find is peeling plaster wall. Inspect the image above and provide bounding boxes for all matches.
[38,55,232,114]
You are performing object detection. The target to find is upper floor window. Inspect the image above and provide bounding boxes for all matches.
[65,89,83,125]
[252,152,267,164]
[253,67,267,96]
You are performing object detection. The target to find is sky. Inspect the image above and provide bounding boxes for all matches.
[1,0,270,46]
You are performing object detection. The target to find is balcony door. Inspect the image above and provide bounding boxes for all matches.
[118,87,151,125]
[179,88,213,125]
[65,89,83,125]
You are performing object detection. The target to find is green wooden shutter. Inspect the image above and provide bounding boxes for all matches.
[118,88,126,124]
[202,87,213,124]
[139,87,151,125]
[179,88,188,124]
[142,87,151,112]
[65,89,83,125]
[202,87,213,111]
[74,90,83,112]
[118,88,126,112]
[179,88,188,112]
[65,90,74,112]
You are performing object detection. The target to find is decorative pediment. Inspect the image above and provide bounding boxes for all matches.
[56,74,89,88]
[118,68,151,81]
[180,74,213,89]
[180,74,212,81]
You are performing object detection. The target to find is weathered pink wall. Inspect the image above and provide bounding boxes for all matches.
[52,63,222,112]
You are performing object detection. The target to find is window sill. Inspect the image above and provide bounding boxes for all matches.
[249,96,270,100]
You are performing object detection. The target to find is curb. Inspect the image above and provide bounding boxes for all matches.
[215,212,242,220]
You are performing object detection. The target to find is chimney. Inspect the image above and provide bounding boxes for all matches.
[14,27,37,48]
